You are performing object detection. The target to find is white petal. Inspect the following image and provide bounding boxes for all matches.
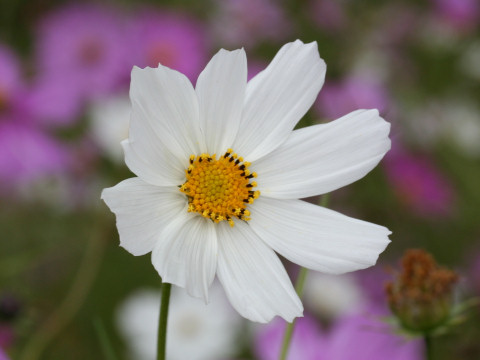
[101,178,185,256]
[123,116,185,186]
[233,40,326,161]
[129,65,204,162]
[196,48,247,155]
[249,197,391,274]
[151,212,217,302]
[216,221,302,323]
[252,109,391,199]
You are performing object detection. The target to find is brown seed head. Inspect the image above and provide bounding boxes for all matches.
[385,249,458,332]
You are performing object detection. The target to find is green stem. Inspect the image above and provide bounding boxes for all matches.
[19,213,108,360]
[93,318,118,360]
[157,282,172,360]
[279,267,309,360]
[424,334,433,360]
[279,193,330,360]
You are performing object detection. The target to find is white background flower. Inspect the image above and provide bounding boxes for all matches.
[117,284,241,360]
[303,273,366,319]
[102,40,392,323]
[89,95,131,162]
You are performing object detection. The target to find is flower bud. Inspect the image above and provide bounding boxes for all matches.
[385,249,458,333]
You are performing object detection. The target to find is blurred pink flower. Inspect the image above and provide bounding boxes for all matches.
[127,10,208,82]
[0,121,69,192]
[0,44,74,184]
[325,314,423,360]
[432,0,479,33]
[211,0,293,48]
[309,0,346,32]
[0,44,31,125]
[255,313,423,360]
[315,76,389,120]
[0,44,22,110]
[247,60,266,81]
[255,316,325,360]
[384,148,455,218]
[0,348,9,360]
[35,4,128,102]
[355,267,392,312]
[23,74,84,127]
[0,326,13,350]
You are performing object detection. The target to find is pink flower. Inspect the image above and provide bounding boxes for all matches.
[384,148,455,218]
[22,74,84,127]
[127,9,208,82]
[325,314,423,360]
[0,347,9,360]
[355,267,392,312]
[0,121,69,192]
[315,76,389,120]
[210,0,293,48]
[247,60,266,81]
[255,313,423,360]
[432,0,479,33]
[255,316,325,360]
[35,4,129,101]
[309,0,346,32]
[0,44,22,109]
[0,44,25,119]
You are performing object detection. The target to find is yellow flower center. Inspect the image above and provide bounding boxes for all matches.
[179,148,260,227]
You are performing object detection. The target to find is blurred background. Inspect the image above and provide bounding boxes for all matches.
[0,0,479,359]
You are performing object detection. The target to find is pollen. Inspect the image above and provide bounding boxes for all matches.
[179,149,259,227]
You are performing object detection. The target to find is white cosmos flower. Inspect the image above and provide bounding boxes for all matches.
[89,94,131,162]
[303,273,366,319]
[117,284,240,360]
[102,40,392,323]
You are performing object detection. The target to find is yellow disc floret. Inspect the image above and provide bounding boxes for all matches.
[179,149,260,227]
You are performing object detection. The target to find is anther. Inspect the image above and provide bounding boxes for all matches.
[180,151,259,227]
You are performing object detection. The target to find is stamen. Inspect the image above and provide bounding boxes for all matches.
[179,150,259,226]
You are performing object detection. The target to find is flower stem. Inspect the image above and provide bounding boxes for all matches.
[157,281,172,360]
[279,193,330,360]
[424,334,434,360]
[279,267,309,360]
[19,212,108,360]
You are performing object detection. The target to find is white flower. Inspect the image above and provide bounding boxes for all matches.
[102,40,392,323]
[303,273,366,319]
[117,285,240,360]
[89,94,131,162]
